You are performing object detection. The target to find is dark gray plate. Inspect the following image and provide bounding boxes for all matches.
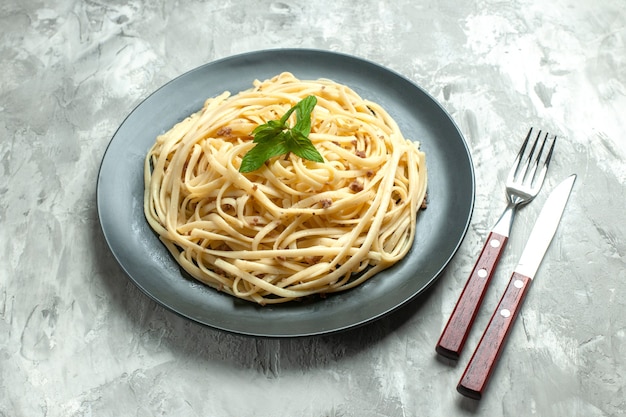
[97,49,474,337]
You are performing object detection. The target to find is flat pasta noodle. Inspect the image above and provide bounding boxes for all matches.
[143,72,427,305]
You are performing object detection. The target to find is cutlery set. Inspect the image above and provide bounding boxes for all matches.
[435,128,576,399]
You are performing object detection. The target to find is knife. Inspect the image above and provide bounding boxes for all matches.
[456,174,576,400]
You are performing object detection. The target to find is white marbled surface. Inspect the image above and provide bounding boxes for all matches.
[1,0,625,416]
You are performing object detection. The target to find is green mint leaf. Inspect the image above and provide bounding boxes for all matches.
[239,95,323,173]
[251,126,281,144]
[252,120,285,143]
[252,119,283,135]
[240,136,290,173]
[293,95,317,136]
[279,105,298,125]
[290,130,324,162]
[291,141,324,163]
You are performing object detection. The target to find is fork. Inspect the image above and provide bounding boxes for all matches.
[436,127,556,360]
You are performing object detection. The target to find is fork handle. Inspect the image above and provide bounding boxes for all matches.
[435,231,508,360]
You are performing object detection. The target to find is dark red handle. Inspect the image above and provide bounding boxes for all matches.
[436,231,508,360]
[456,272,532,400]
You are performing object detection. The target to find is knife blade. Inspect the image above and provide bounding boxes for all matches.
[456,174,576,400]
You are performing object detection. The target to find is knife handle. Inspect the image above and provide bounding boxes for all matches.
[436,231,508,360]
[457,272,532,400]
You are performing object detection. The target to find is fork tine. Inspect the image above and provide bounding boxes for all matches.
[524,131,549,185]
[531,134,556,188]
[518,129,541,181]
[507,127,534,183]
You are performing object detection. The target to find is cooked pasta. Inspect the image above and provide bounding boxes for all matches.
[143,72,427,304]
